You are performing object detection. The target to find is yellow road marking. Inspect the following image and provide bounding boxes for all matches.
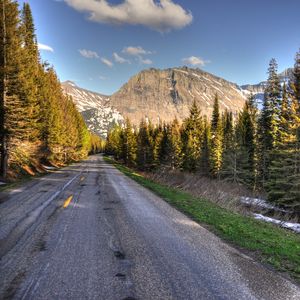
[63,195,73,208]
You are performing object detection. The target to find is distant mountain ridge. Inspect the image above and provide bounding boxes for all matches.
[62,67,293,138]
[241,68,294,106]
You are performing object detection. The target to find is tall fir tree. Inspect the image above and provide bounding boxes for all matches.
[121,118,137,166]
[199,117,210,175]
[235,100,256,185]
[0,0,23,177]
[257,58,281,187]
[209,94,223,177]
[136,120,154,170]
[181,100,203,171]
[19,2,40,141]
[168,118,182,169]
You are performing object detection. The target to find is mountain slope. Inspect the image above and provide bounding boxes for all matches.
[62,67,253,137]
[62,81,123,138]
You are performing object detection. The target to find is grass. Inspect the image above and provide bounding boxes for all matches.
[104,156,300,283]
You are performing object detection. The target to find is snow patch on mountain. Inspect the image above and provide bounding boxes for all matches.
[62,81,123,138]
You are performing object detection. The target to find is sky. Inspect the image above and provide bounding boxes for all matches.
[18,0,300,95]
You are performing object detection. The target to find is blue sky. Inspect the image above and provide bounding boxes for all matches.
[19,0,300,95]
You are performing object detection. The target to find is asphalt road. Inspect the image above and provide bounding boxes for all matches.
[0,154,299,300]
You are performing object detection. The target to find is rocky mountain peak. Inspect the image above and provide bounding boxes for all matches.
[109,67,247,125]
[62,67,258,138]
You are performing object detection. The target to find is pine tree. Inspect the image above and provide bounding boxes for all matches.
[220,110,236,181]
[210,94,223,177]
[168,118,182,169]
[181,100,203,171]
[236,100,256,185]
[157,123,171,165]
[0,0,23,177]
[136,120,154,170]
[19,2,40,141]
[267,51,300,213]
[121,118,137,166]
[257,58,281,186]
[199,117,210,175]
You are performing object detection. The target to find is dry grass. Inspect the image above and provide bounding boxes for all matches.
[144,168,299,223]
[144,167,255,215]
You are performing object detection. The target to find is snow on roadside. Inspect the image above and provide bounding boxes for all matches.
[253,213,300,234]
[240,196,286,212]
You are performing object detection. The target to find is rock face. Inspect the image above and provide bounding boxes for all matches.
[110,67,247,125]
[64,66,292,137]
[61,81,123,138]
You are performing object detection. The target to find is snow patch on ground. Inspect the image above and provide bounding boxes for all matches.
[253,214,300,234]
[240,197,278,210]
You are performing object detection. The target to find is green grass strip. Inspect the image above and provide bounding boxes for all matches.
[104,156,300,283]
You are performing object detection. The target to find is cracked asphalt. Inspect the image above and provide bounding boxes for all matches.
[0,154,299,300]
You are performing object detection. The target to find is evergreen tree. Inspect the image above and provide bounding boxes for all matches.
[199,117,210,175]
[121,118,137,166]
[235,101,256,185]
[157,123,172,165]
[136,120,154,170]
[0,0,23,177]
[210,94,223,177]
[168,118,182,169]
[268,51,300,213]
[257,58,281,186]
[19,2,40,141]
[181,100,203,171]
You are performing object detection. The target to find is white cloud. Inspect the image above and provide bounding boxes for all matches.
[139,57,153,65]
[113,52,130,64]
[79,49,99,59]
[122,46,151,56]
[99,75,107,80]
[101,57,113,67]
[64,0,193,32]
[38,43,54,52]
[182,56,209,66]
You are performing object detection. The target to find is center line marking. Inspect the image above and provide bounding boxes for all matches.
[63,195,73,208]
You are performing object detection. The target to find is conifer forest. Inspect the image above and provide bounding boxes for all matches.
[106,54,300,215]
[0,1,103,178]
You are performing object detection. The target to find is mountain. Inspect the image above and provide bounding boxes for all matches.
[241,68,293,106]
[62,67,252,137]
[61,81,123,138]
[110,67,247,125]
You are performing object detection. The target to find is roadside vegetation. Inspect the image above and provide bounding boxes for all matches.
[105,156,300,283]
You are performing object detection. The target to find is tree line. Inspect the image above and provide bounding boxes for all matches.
[106,51,300,215]
[0,0,103,178]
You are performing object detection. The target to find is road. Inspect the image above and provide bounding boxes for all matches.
[0,155,299,300]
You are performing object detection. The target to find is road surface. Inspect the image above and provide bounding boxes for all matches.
[0,155,299,300]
